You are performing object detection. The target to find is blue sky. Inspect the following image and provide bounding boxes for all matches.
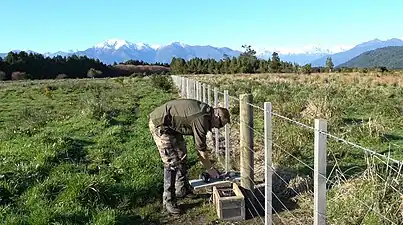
[1,0,402,53]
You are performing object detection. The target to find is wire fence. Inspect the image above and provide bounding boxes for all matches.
[172,75,403,225]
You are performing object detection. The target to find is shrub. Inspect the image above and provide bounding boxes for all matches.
[301,64,312,74]
[150,75,173,92]
[11,71,28,80]
[374,66,388,73]
[56,74,68,79]
[87,68,103,78]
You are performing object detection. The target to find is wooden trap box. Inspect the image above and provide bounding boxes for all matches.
[212,183,245,221]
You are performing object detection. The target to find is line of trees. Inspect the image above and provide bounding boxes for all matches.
[170,45,333,75]
[0,51,171,81]
[0,51,116,80]
[116,59,169,67]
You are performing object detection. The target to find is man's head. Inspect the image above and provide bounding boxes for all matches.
[211,107,230,129]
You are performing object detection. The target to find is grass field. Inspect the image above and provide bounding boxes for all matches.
[1,73,402,225]
[187,72,403,224]
[0,77,225,225]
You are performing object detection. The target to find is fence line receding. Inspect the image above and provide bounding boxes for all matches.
[171,75,403,225]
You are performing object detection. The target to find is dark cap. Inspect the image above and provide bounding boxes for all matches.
[215,107,230,126]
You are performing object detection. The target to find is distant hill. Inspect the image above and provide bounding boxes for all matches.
[337,46,403,69]
[311,38,403,67]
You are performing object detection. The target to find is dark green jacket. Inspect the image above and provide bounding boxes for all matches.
[149,99,213,152]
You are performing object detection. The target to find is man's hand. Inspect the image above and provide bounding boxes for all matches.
[197,151,213,169]
[207,167,220,179]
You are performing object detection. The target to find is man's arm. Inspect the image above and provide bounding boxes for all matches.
[192,117,210,168]
[197,150,212,170]
[197,151,219,178]
[192,118,219,177]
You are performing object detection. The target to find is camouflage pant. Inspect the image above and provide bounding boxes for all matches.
[149,119,191,205]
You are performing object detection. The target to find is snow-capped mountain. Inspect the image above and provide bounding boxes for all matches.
[311,38,403,67]
[1,38,403,66]
[154,42,241,64]
[70,39,159,63]
[66,40,241,64]
[94,39,155,51]
[256,45,353,65]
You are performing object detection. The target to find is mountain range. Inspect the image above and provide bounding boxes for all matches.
[1,38,403,67]
[337,46,403,69]
[311,38,403,67]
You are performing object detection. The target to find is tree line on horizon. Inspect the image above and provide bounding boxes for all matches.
[0,45,391,81]
[0,51,116,81]
[170,45,329,75]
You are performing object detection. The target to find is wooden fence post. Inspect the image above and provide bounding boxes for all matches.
[192,79,196,99]
[224,90,230,172]
[183,77,187,98]
[203,83,207,103]
[314,119,327,225]
[173,76,177,89]
[179,77,181,97]
[194,80,197,100]
[180,76,182,97]
[195,81,198,100]
[201,83,204,102]
[214,87,219,158]
[188,79,192,99]
[175,76,179,93]
[264,102,273,225]
[178,76,181,95]
[207,85,211,106]
[181,77,185,97]
[198,82,202,101]
[193,80,196,99]
[186,78,190,99]
[200,83,204,102]
[240,93,254,190]
[200,83,203,102]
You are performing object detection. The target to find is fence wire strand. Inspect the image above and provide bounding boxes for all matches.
[238,138,298,221]
[265,141,399,225]
[172,76,403,225]
[208,77,403,167]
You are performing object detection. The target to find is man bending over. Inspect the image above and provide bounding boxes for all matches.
[149,99,230,215]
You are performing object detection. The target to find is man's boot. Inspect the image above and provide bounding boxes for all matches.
[175,164,197,199]
[163,167,181,215]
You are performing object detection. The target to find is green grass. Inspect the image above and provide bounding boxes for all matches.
[189,73,403,224]
[193,73,403,164]
[0,76,216,225]
[1,73,402,225]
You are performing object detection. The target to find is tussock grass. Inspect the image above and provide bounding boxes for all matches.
[190,72,403,224]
